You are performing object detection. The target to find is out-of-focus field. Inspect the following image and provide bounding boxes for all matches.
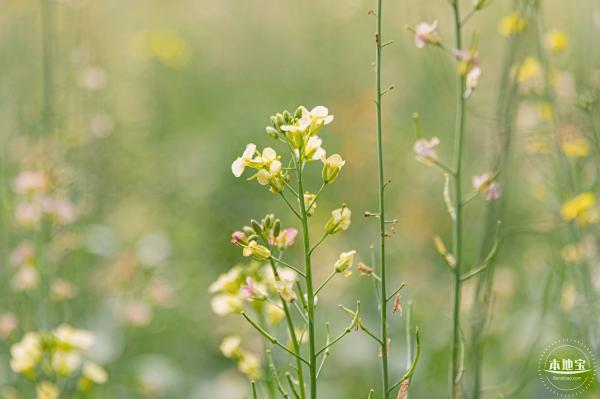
[1,0,599,398]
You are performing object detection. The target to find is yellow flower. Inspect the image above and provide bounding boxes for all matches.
[561,193,597,224]
[130,30,191,69]
[36,381,59,399]
[498,12,527,37]
[560,128,589,158]
[537,102,553,120]
[546,30,568,53]
[517,57,542,84]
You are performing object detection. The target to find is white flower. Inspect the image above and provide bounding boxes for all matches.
[211,294,243,316]
[465,65,482,98]
[10,332,42,373]
[11,265,39,292]
[301,105,334,126]
[305,136,326,160]
[325,206,352,234]
[415,21,439,48]
[472,173,501,201]
[219,336,242,358]
[413,137,440,163]
[265,302,285,325]
[83,361,108,384]
[209,266,242,294]
[231,143,256,177]
[334,250,356,276]
[281,106,334,135]
[51,350,81,376]
[321,154,345,183]
[472,173,492,192]
[36,381,59,399]
[13,171,49,195]
[53,324,96,351]
[274,279,297,302]
[256,160,282,186]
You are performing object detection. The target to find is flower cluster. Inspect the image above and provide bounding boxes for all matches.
[9,324,107,397]
[215,106,361,393]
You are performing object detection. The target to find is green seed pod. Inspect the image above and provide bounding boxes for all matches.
[251,219,262,235]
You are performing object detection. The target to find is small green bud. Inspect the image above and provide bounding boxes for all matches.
[263,214,274,229]
[243,226,255,236]
[275,113,285,127]
[273,220,281,238]
[251,219,262,235]
[266,126,278,138]
[282,110,292,123]
[294,106,303,119]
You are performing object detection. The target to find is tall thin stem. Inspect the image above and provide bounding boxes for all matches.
[40,0,55,133]
[268,258,306,399]
[450,1,466,398]
[374,1,390,397]
[295,158,317,399]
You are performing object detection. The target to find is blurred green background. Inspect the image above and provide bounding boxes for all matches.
[1,0,600,398]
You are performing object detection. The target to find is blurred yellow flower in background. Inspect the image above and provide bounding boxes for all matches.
[517,57,542,84]
[498,12,527,37]
[561,193,597,225]
[560,132,590,158]
[130,30,191,69]
[36,381,59,399]
[545,30,568,53]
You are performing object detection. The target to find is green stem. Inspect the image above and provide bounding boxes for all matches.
[450,1,466,398]
[294,158,317,399]
[241,312,309,366]
[40,0,55,134]
[314,271,336,296]
[374,1,390,398]
[268,258,307,399]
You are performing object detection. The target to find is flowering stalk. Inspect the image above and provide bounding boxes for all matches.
[293,145,318,399]
[218,105,357,398]
[373,1,391,398]
[449,2,466,397]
